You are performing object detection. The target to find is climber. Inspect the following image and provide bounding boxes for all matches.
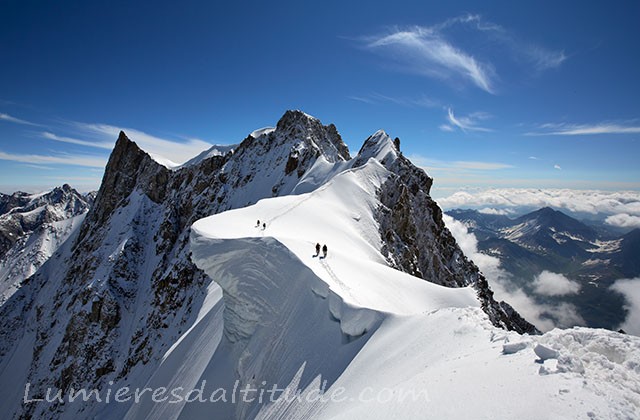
[262,222,266,230]
[256,219,260,227]
[322,244,327,259]
[315,242,321,256]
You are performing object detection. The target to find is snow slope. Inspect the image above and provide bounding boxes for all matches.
[183,160,640,419]
[2,112,638,420]
[0,185,92,305]
[0,213,86,304]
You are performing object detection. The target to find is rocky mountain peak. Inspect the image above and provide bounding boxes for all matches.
[372,132,536,334]
[274,110,350,162]
[353,129,399,169]
[0,111,542,419]
[77,131,170,243]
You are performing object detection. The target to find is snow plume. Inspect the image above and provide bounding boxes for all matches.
[443,214,585,331]
[610,278,640,336]
[532,271,581,296]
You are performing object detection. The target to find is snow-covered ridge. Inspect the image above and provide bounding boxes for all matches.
[187,148,640,419]
[249,127,276,138]
[0,184,92,305]
[191,161,479,315]
[181,144,237,168]
[186,159,481,418]
[3,110,637,419]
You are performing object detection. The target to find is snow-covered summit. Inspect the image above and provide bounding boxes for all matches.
[186,146,640,419]
[0,184,92,306]
[5,110,619,420]
[274,110,351,163]
[352,129,398,168]
[0,183,90,257]
[181,144,236,168]
[249,126,276,138]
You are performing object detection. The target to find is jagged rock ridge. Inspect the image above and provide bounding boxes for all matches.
[354,131,537,334]
[0,110,535,419]
[0,184,92,305]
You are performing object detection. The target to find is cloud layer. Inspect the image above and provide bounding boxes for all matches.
[437,189,640,225]
[610,278,640,336]
[442,214,584,331]
[532,271,581,296]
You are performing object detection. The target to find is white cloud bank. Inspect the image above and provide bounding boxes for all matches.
[610,278,640,336]
[605,214,640,229]
[438,189,640,222]
[532,271,581,296]
[442,214,585,331]
[478,207,514,216]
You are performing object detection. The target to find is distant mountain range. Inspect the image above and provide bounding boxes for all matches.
[0,185,94,305]
[447,207,640,329]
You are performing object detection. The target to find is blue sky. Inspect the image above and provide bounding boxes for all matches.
[1,0,639,197]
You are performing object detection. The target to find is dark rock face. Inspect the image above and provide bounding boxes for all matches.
[0,111,353,419]
[373,146,538,334]
[0,111,538,418]
[0,184,91,259]
[275,110,351,162]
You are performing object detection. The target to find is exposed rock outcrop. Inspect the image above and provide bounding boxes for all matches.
[0,111,537,419]
[367,133,538,334]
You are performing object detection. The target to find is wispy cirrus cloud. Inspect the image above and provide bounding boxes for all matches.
[348,92,440,108]
[0,112,38,126]
[453,161,512,170]
[409,155,513,173]
[526,46,567,71]
[362,24,496,93]
[4,112,215,169]
[69,122,212,167]
[0,150,107,168]
[357,14,566,94]
[41,131,114,149]
[444,108,492,132]
[527,121,640,136]
[434,14,566,68]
